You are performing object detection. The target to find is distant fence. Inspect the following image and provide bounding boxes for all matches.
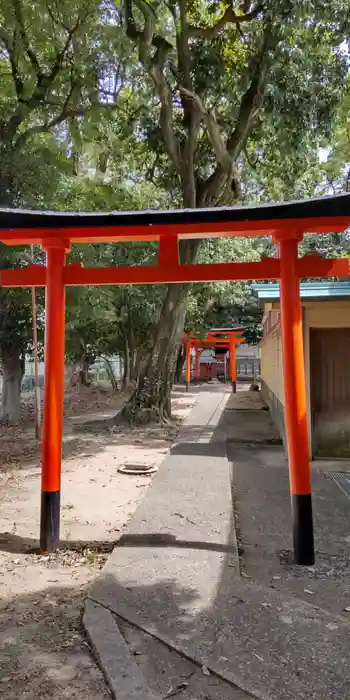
[1,356,124,394]
[1,354,259,394]
[236,357,260,381]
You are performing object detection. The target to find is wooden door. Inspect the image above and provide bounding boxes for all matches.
[310,328,350,457]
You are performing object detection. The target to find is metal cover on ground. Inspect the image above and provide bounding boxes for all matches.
[326,472,350,501]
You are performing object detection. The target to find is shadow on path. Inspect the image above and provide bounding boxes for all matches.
[0,532,116,555]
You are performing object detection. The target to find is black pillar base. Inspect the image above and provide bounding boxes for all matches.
[291,493,315,565]
[185,381,190,393]
[231,380,237,393]
[40,490,60,553]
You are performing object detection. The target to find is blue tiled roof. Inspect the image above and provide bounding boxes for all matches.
[253,281,350,301]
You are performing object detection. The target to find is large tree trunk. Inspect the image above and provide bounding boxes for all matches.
[131,345,143,382]
[121,282,191,422]
[101,356,118,392]
[120,183,200,421]
[122,328,131,390]
[175,345,186,383]
[79,358,90,386]
[120,3,276,424]
[1,348,23,423]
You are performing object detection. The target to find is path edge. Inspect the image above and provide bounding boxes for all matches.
[83,598,160,700]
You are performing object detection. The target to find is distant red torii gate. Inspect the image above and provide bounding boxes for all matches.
[206,330,245,391]
[1,193,350,565]
[182,332,244,391]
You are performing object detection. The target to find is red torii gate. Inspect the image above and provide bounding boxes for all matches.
[207,330,245,391]
[1,193,350,565]
[182,332,244,390]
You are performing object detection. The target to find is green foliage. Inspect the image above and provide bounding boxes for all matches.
[318,77,350,194]
[0,0,350,410]
[185,238,265,343]
[0,0,149,365]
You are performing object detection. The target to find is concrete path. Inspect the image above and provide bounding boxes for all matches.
[85,389,350,700]
[230,443,350,616]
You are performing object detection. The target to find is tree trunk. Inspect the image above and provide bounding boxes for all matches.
[120,225,200,422]
[122,329,131,390]
[79,359,90,386]
[101,356,118,392]
[175,345,186,383]
[131,346,143,382]
[1,348,23,423]
[121,282,190,422]
[128,322,135,379]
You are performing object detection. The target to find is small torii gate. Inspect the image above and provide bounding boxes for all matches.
[0,193,350,565]
[207,329,245,391]
[182,331,244,390]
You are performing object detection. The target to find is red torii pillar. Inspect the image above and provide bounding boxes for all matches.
[194,346,200,379]
[228,339,236,391]
[228,337,242,392]
[185,338,192,392]
[40,240,68,553]
[275,231,314,566]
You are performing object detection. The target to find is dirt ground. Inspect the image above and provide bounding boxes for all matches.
[0,385,196,699]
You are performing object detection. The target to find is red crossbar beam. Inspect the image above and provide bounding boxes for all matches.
[207,330,243,340]
[1,216,349,246]
[182,337,244,348]
[0,264,46,287]
[0,259,279,287]
[297,255,350,277]
[193,338,244,348]
[0,256,349,288]
[64,260,281,285]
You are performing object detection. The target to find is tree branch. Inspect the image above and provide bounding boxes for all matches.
[179,86,234,176]
[326,174,336,195]
[124,0,180,170]
[31,15,88,101]
[198,23,276,206]
[178,84,241,203]
[227,29,274,158]
[345,167,350,193]
[188,2,263,39]
[2,7,92,144]
[12,108,84,151]
[0,28,24,99]
[12,0,42,76]
[13,68,86,151]
[177,0,199,207]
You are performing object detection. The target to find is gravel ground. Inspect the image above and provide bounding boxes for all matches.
[1,568,112,700]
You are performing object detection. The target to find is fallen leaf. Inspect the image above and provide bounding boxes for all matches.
[164,681,189,698]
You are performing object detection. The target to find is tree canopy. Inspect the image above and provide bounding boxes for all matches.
[0,0,349,421]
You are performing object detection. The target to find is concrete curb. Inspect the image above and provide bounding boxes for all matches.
[84,598,159,700]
